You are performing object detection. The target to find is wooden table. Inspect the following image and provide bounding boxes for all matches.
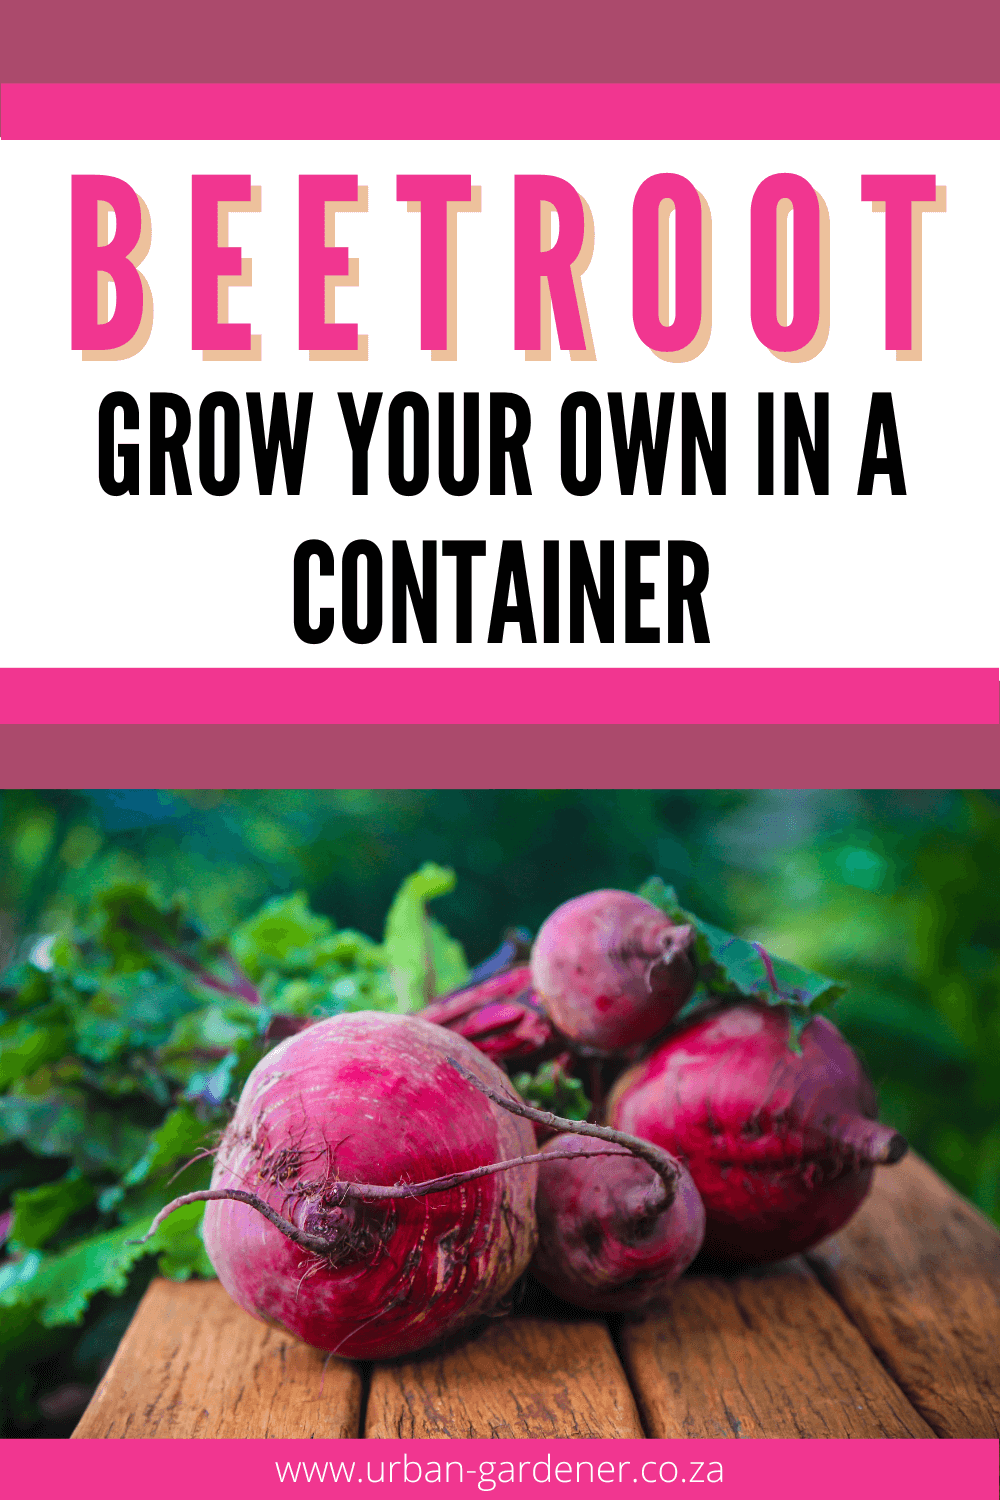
[73,1154,1000,1440]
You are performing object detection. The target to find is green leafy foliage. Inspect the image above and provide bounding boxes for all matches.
[94,886,193,973]
[0,1201,212,1328]
[231,892,337,980]
[0,860,467,1432]
[512,1061,590,1121]
[9,1173,95,1250]
[639,876,846,1020]
[383,863,469,1011]
[120,1106,212,1189]
[228,893,396,1020]
[0,1018,71,1089]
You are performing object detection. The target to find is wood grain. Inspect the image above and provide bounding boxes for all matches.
[70,1159,1000,1441]
[366,1314,644,1439]
[808,1153,1000,1438]
[618,1255,933,1439]
[72,1278,363,1439]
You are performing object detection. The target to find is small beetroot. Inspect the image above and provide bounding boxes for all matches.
[530,1135,705,1311]
[607,1001,906,1264]
[531,889,696,1053]
[451,1062,704,1313]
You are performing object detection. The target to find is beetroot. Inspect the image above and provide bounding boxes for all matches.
[607,1001,906,1264]
[530,1135,705,1311]
[451,1062,704,1313]
[419,966,562,1069]
[143,1013,542,1358]
[531,889,696,1053]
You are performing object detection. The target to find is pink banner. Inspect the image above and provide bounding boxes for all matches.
[0,668,994,727]
[5,1437,998,1494]
[3,83,998,141]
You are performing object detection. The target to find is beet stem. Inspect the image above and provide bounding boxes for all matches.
[447,1058,680,1205]
[135,1148,638,1254]
[342,1147,634,1200]
[751,942,781,995]
[129,1189,332,1254]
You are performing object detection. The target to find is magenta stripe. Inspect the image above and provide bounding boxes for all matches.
[0,669,993,727]
[4,84,998,141]
[4,1435,998,1485]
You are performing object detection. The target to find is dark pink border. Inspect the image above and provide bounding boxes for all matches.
[1,724,998,789]
[0,669,994,727]
[4,1,1000,84]
[4,83,998,140]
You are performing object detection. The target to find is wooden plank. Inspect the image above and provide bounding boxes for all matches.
[73,1278,363,1439]
[366,1313,644,1439]
[808,1152,1000,1438]
[618,1255,934,1439]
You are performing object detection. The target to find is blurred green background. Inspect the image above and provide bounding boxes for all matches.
[2,787,999,1436]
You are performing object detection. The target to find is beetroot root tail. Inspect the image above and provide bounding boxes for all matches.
[127,1189,333,1254]
[827,1116,908,1165]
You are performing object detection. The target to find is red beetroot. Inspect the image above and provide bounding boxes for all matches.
[607,1002,906,1264]
[446,1062,705,1313]
[531,890,696,1053]
[143,1013,543,1359]
[530,1135,705,1311]
[419,966,562,1069]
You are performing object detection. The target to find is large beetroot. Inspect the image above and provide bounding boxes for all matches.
[142,1013,543,1358]
[607,1001,906,1264]
[531,890,696,1053]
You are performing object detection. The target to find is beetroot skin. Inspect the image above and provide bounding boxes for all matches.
[200,1012,539,1358]
[607,1002,906,1264]
[531,1136,705,1311]
[531,890,696,1053]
